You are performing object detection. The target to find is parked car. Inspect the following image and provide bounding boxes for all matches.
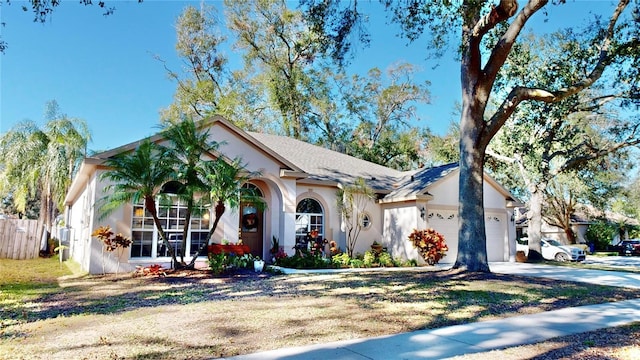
[616,239,640,256]
[516,237,586,262]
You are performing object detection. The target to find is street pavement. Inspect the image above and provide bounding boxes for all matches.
[221,259,640,360]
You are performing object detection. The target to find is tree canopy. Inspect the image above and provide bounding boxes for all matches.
[0,101,90,240]
[301,0,640,271]
[162,1,433,171]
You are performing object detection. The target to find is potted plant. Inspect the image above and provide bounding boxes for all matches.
[254,257,265,272]
[371,241,383,254]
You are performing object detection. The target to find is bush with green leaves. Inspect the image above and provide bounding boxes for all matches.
[331,252,351,267]
[377,251,394,267]
[208,253,228,274]
[275,248,333,269]
[363,250,376,267]
[584,221,640,251]
[208,252,260,274]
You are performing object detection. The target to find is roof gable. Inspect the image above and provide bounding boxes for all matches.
[388,163,459,199]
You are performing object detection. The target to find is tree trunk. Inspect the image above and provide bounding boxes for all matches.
[453,105,490,272]
[179,197,194,265]
[527,186,545,262]
[564,227,576,244]
[145,196,179,268]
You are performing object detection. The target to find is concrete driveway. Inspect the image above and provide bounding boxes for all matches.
[489,260,640,289]
[582,254,640,269]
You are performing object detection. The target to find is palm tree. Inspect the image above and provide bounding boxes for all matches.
[99,139,181,267]
[0,121,44,217]
[187,156,265,268]
[159,118,221,264]
[0,101,90,248]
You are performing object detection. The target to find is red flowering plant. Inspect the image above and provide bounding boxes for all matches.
[408,228,448,265]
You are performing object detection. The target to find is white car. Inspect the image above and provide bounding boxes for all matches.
[517,238,586,262]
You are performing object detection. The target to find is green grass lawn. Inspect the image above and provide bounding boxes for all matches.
[1,257,639,360]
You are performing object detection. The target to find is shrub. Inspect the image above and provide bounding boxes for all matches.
[350,258,364,268]
[208,252,260,274]
[135,264,166,276]
[332,252,351,267]
[404,258,419,267]
[377,252,394,267]
[585,221,617,250]
[275,248,333,269]
[363,250,376,267]
[408,228,448,265]
[208,253,228,274]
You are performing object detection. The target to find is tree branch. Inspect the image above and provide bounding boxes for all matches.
[485,0,631,139]
[481,0,547,94]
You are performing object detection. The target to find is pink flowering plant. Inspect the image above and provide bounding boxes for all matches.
[408,228,448,265]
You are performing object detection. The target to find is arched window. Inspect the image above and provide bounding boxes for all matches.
[295,198,324,242]
[242,183,263,197]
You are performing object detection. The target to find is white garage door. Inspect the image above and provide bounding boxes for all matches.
[485,213,508,262]
[426,210,459,264]
[427,210,507,263]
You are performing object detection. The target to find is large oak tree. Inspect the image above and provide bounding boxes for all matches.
[303,0,640,271]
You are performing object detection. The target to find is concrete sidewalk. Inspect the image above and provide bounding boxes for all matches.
[489,261,640,289]
[222,263,640,360]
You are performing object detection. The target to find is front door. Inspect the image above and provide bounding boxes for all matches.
[240,204,263,258]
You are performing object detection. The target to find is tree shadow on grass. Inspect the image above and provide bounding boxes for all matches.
[3,268,640,334]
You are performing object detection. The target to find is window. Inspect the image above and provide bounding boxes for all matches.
[360,213,371,229]
[130,200,210,258]
[295,198,324,242]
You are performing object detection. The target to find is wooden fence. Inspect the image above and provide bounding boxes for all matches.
[0,219,43,260]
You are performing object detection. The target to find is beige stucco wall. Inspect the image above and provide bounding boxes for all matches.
[380,171,516,264]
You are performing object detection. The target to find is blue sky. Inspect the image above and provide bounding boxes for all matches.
[0,0,617,152]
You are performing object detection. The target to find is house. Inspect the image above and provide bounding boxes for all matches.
[63,116,521,274]
[514,205,639,245]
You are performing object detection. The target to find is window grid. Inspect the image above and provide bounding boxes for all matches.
[130,200,210,258]
[295,198,325,243]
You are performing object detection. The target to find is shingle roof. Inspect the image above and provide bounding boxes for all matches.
[388,163,459,198]
[248,132,403,190]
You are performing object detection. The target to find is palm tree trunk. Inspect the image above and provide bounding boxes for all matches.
[179,198,194,265]
[145,196,180,268]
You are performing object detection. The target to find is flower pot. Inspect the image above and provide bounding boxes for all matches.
[254,260,265,273]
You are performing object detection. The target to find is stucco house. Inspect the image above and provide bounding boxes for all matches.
[63,116,521,274]
[514,205,640,245]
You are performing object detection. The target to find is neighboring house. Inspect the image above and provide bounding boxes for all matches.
[514,206,639,245]
[63,116,522,274]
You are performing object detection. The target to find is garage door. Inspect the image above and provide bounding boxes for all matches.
[427,210,507,263]
[426,210,458,264]
[485,213,508,262]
